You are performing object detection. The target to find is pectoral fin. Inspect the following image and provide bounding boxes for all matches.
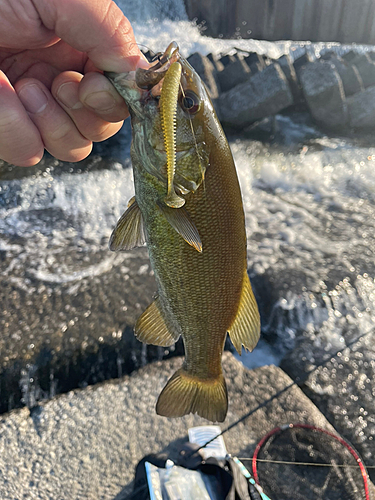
[109,197,145,251]
[135,297,180,347]
[228,270,261,355]
[158,203,202,253]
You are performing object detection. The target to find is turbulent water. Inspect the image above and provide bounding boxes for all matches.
[1,0,375,420]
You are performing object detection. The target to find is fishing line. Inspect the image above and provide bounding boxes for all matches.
[250,423,371,500]
[239,458,375,468]
[188,325,375,458]
[125,483,148,500]
[178,74,206,192]
[124,325,374,500]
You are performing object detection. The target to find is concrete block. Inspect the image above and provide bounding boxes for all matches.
[244,52,267,69]
[342,50,358,63]
[217,54,237,67]
[206,52,216,64]
[347,53,375,88]
[217,57,251,92]
[347,86,375,128]
[0,353,339,499]
[328,56,364,97]
[217,63,293,128]
[300,60,348,129]
[320,50,338,61]
[277,54,300,102]
[206,52,224,72]
[186,52,220,98]
[242,53,268,78]
[293,51,315,72]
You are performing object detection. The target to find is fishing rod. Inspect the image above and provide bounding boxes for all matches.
[125,325,375,499]
[190,325,375,457]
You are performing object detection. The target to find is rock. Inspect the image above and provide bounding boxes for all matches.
[299,60,348,130]
[186,52,220,98]
[217,63,293,128]
[328,56,364,97]
[218,54,238,68]
[280,330,375,483]
[343,53,375,89]
[244,52,267,71]
[246,61,262,77]
[217,56,251,92]
[320,50,338,61]
[206,52,215,63]
[276,54,300,101]
[293,51,315,72]
[0,353,339,499]
[207,53,225,72]
[347,86,375,128]
[342,50,360,63]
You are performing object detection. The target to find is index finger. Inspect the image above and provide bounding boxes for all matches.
[0,71,44,166]
[32,0,148,72]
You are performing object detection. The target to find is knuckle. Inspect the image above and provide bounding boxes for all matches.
[44,120,91,160]
[48,121,74,143]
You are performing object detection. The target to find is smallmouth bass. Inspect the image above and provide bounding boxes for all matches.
[106,42,260,422]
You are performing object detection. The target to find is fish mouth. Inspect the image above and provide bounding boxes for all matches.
[104,42,181,97]
[135,41,180,90]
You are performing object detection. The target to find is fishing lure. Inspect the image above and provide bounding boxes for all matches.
[159,61,185,208]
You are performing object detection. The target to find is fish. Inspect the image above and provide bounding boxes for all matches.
[106,42,260,422]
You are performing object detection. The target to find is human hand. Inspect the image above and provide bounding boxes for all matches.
[0,0,149,166]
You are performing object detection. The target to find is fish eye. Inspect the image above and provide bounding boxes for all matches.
[180,91,200,114]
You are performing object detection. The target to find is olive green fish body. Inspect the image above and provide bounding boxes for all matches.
[134,125,245,364]
[107,43,260,422]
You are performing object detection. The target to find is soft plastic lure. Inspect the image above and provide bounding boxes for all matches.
[159,61,185,208]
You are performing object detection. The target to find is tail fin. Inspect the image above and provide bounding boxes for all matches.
[156,368,228,422]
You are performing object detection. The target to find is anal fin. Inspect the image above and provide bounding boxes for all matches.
[135,297,180,347]
[109,197,145,251]
[158,202,202,253]
[228,270,260,355]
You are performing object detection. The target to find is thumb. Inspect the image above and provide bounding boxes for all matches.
[32,0,148,72]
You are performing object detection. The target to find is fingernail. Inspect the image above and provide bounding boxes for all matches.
[18,84,48,114]
[56,82,83,110]
[83,91,116,113]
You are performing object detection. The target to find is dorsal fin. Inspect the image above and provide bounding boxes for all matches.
[157,202,202,253]
[135,297,180,347]
[228,270,260,355]
[109,197,145,251]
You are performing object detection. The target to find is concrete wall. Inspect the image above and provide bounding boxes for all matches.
[184,0,375,44]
